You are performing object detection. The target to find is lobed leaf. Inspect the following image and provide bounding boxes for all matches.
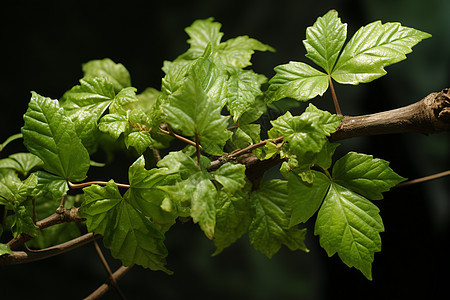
[225,69,267,121]
[303,10,347,73]
[211,162,246,194]
[288,170,331,226]
[268,61,329,102]
[213,188,252,255]
[80,181,172,274]
[332,152,406,200]
[0,153,43,177]
[248,179,308,258]
[331,21,431,85]
[315,183,384,280]
[162,72,231,156]
[82,58,132,93]
[22,92,90,181]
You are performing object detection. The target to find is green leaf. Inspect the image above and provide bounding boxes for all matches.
[248,179,308,258]
[253,142,279,160]
[211,162,246,194]
[21,92,90,181]
[109,87,139,113]
[231,124,261,149]
[82,58,132,93]
[27,194,80,249]
[63,77,116,107]
[188,172,217,240]
[331,21,431,85]
[303,10,347,73]
[288,170,330,226]
[0,153,43,177]
[80,181,171,274]
[332,152,406,200]
[268,61,329,102]
[0,169,22,205]
[315,182,384,280]
[216,35,275,68]
[226,69,267,121]
[303,103,343,135]
[15,200,40,237]
[98,113,129,140]
[156,150,200,180]
[184,18,224,58]
[213,188,252,255]
[125,131,154,155]
[162,72,231,156]
[0,243,12,256]
[126,156,178,231]
[33,171,68,203]
[65,101,110,152]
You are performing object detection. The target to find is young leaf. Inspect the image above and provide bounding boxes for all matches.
[162,72,231,156]
[267,61,329,102]
[225,69,267,121]
[331,21,431,85]
[0,153,43,177]
[125,156,178,231]
[0,243,12,256]
[211,162,246,194]
[22,92,90,181]
[216,35,275,68]
[125,131,154,155]
[98,113,129,140]
[248,179,308,258]
[63,77,116,107]
[269,109,337,157]
[156,150,200,180]
[33,171,69,203]
[184,18,224,58]
[288,170,331,226]
[80,181,172,274]
[213,188,252,255]
[189,172,217,240]
[315,183,384,280]
[82,58,132,93]
[332,152,406,200]
[303,10,347,73]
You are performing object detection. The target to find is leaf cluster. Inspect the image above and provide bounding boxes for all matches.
[1,10,430,280]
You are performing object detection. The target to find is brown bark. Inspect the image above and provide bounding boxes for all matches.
[210,88,450,186]
[330,88,450,141]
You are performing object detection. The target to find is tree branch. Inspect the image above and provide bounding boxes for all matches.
[208,88,450,184]
[6,207,85,250]
[0,233,101,266]
[330,88,450,141]
[84,266,132,300]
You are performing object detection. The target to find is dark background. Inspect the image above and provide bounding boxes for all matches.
[1,0,449,299]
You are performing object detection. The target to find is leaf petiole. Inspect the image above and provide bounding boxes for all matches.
[68,181,130,189]
[328,76,342,116]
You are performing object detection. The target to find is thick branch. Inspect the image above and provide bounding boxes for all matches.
[330,88,450,141]
[209,88,450,179]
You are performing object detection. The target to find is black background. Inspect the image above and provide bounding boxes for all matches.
[1,0,449,299]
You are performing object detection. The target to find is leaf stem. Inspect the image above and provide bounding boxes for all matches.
[395,170,450,188]
[0,133,23,152]
[329,76,343,116]
[68,181,131,189]
[159,127,202,149]
[195,131,201,167]
[93,240,127,300]
[85,266,132,300]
